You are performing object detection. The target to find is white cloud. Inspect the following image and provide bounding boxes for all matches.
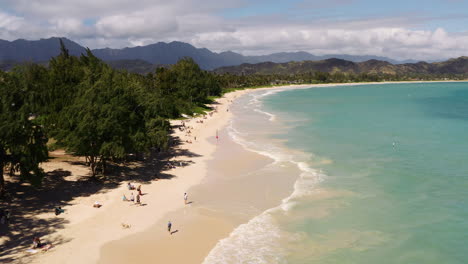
[1,1,468,61]
[95,12,178,38]
[0,12,25,39]
[190,26,468,60]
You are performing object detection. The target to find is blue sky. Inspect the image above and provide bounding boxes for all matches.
[1,0,468,60]
[221,0,468,30]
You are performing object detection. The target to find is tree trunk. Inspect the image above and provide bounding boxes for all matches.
[89,155,97,178]
[0,171,4,197]
[101,157,106,176]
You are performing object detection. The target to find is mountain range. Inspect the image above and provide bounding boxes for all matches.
[214,57,468,76]
[0,37,423,72]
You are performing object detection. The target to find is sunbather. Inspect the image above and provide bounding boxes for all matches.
[32,237,42,249]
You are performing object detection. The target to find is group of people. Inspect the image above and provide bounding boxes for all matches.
[179,121,197,144]
[123,182,143,205]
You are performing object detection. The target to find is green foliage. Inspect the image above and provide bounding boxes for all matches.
[1,42,224,185]
[153,58,222,115]
[0,70,48,195]
[52,51,169,177]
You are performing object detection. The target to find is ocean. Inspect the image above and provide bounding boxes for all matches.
[203,82,468,264]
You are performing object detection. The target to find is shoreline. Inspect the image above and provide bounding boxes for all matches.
[3,80,467,264]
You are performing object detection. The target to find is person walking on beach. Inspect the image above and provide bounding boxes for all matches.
[184,192,188,205]
[168,221,172,234]
[136,194,141,205]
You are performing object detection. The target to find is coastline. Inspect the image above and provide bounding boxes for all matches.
[4,80,467,264]
[96,80,468,264]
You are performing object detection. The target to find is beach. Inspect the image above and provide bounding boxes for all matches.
[0,83,304,264]
[3,81,465,264]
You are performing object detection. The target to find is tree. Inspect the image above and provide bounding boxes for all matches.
[54,53,166,177]
[43,39,84,137]
[0,70,48,196]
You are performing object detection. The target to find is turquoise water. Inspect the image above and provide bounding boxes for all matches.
[205,82,468,264]
[263,82,468,263]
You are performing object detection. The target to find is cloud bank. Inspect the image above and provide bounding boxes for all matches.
[1,0,468,60]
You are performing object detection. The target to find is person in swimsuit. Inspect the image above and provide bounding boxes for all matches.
[136,194,141,205]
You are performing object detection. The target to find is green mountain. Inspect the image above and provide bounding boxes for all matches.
[1,37,423,72]
[105,59,165,74]
[214,57,468,76]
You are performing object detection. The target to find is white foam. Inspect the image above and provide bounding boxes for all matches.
[227,122,293,164]
[280,161,326,211]
[253,108,276,121]
[205,87,327,264]
[203,213,288,264]
[247,88,288,107]
[206,125,325,264]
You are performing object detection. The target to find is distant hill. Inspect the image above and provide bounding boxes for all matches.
[214,57,468,76]
[92,41,233,70]
[243,52,419,65]
[0,37,425,72]
[105,59,165,74]
[0,37,85,62]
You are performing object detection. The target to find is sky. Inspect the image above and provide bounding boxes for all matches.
[1,0,468,60]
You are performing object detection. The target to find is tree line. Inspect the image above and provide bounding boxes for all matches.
[216,71,467,89]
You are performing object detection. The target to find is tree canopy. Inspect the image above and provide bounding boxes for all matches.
[0,42,220,194]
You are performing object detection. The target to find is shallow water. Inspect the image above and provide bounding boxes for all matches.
[204,82,468,264]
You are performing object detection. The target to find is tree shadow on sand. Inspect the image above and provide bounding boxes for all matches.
[0,132,202,263]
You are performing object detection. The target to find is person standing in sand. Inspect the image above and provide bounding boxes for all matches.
[168,221,172,234]
[136,194,141,205]
[184,192,188,204]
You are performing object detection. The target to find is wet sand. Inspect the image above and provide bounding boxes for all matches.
[97,126,300,264]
